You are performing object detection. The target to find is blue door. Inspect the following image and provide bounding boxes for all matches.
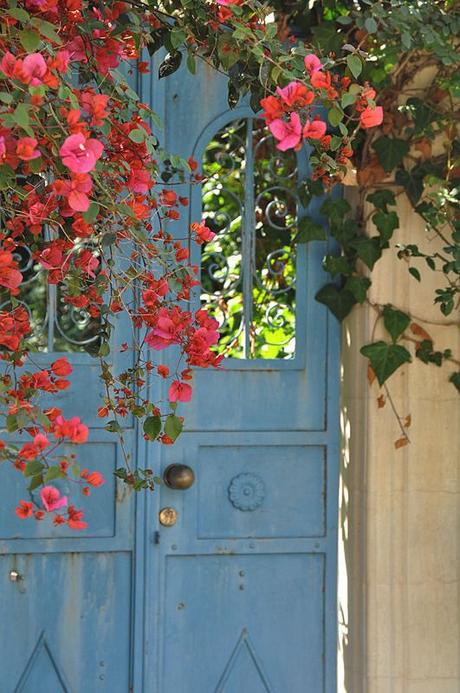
[0,59,339,693]
[140,60,340,692]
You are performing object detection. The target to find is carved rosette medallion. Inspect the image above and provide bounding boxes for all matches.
[228,473,266,512]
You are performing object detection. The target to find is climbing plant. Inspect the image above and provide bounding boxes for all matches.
[0,0,458,527]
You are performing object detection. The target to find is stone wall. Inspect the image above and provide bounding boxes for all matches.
[338,194,460,692]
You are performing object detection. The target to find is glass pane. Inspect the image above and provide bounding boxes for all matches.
[201,117,299,360]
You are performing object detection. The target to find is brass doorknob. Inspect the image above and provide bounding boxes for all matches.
[163,464,195,490]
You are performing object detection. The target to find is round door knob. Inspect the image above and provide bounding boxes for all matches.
[163,464,195,490]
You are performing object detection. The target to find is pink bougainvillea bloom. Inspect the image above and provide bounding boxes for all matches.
[360,105,384,129]
[40,485,68,513]
[304,54,322,74]
[268,112,302,151]
[127,167,152,193]
[16,137,41,161]
[68,173,93,211]
[276,82,315,108]
[16,500,33,519]
[0,250,22,290]
[168,380,192,403]
[22,53,47,85]
[33,433,49,451]
[59,133,104,174]
[303,119,327,140]
[0,135,6,160]
[145,317,181,350]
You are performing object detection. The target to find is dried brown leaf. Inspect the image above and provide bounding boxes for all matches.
[395,436,410,449]
[377,395,386,408]
[410,322,432,342]
[367,364,376,385]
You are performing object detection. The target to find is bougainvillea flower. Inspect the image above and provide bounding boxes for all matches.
[276,82,315,108]
[51,357,73,376]
[40,485,68,512]
[360,105,384,129]
[53,415,89,443]
[16,137,41,161]
[0,52,16,77]
[67,505,87,530]
[168,380,193,403]
[68,173,93,211]
[33,433,50,451]
[0,250,22,290]
[268,112,302,151]
[22,53,47,85]
[304,54,322,74]
[59,133,104,173]
[303,119,327,140]
[190,222,215,245]
[80,469,105,486]
[15,500,33,519]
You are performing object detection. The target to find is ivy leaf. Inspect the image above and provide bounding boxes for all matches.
[323,255,353,276]
[373,211,399,243]
[296,216,326,242]
[383,305,410,343]
[158,52,182,79]
[395,169,424,204]
[449,372,460,393]
[351,237,382,270]
[315,284,356,321]
[409,266,421,281]
[367,189,396,212]
[406,97,437,133]
[164,414,183,442]
[373,137,410,173]
[360,341,412,386]
[345,276,371,303]
[346,54,362,78]
[143,415,162,441]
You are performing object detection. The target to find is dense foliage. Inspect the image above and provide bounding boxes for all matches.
[0,0,458,527]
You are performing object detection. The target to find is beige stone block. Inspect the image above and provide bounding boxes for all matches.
[407,490,460,585]
[406,679,460,693]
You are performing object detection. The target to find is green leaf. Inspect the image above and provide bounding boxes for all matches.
[328,107,344,127]
[164,414,183,442]
[345,276,371,303]
[364,17,378,34]
[31,18,62,45]
[395,169,424,204]
[186,51,196,75]
[346,54,362,79]
[296,216,326,242]
[12,103,30,129]
[143,415,161,441]
[24,460,45,477]
[360,341,411,385]
[82,202,100,224]
[19,29,41,52]
[449,371,460,393]
[409,266,421,281]
[383,305,410,343]
[352,237,382,270]
[0,92,13,104]
[323,255,353,276]
[367,189,396,212]
[128,128,146,143]
[373,211,399,242]
[170,27,186,49]
[29,474,43,492]
[406,97,437,133]
[44,466,63,482]
[315,284,356,321]
[7,7,30,21]
[373,137,410,173]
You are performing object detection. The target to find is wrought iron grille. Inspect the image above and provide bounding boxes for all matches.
[201,117,300,360]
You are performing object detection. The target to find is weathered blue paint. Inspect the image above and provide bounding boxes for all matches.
[0,57,340,693]
[139,57,340,692]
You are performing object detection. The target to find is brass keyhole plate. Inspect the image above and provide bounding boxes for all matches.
[159,507,178,527]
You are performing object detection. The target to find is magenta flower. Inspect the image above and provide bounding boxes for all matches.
[40,486,68,513]
[59,133,104,174]
[268,112,302,151]
[168,380,192,403]
[304,54,322,74]
[22,53,47,86]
